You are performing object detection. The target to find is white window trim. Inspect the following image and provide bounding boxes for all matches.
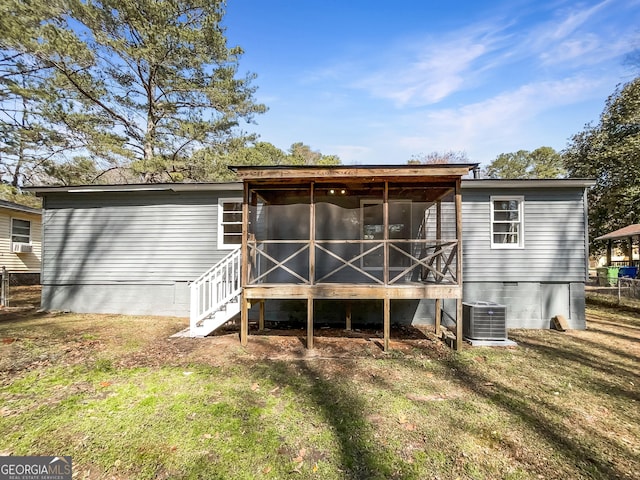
[218,197,243,249]
[11,217,32,246]
[490,196,524,249]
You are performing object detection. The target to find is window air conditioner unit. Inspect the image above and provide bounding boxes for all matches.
[463,301,507,341]
[12,242,32,253]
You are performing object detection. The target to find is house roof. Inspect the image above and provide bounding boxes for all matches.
[24,176,596,195]
[0,199,41,215]
[595,225,640,241]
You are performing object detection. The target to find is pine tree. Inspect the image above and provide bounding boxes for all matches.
[1,0,266,184]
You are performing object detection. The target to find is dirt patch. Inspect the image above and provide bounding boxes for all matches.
[1,286,453,369]
[156,323,453,369]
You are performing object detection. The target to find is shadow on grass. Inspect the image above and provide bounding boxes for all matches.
[511,335,639,403]
[252,360,406,480]
[584,323,640,345]
[0,309,50,325]
[438,354,634,480]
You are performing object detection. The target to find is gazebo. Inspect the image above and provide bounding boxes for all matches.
[595,224,640,267]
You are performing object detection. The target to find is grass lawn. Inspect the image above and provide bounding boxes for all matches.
[0,287,638,479]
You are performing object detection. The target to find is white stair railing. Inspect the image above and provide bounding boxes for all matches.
[189,248,242,336]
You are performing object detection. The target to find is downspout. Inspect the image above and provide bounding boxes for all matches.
[583,188,590,281]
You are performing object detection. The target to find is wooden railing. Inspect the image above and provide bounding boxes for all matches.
[189,248,241,335]
[246,239,459,285]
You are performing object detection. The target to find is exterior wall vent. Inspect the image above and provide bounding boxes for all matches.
[463,301,507,340]
[12,243,32,254]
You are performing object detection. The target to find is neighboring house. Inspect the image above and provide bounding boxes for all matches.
[0,199,42,283]
[27,166,594,349]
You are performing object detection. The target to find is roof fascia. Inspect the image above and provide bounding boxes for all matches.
[461,179,596,189]
[24,182,242,195]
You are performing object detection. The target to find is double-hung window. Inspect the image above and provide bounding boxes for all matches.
[491,196,524,248]
[218,198,242,248]
[11,218,31,244]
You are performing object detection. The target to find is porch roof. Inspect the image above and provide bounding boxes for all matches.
[595,224,640,241]
[229,163,479,181]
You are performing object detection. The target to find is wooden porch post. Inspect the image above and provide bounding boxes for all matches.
[383,296,390,352]
[434,298,441,335]
[310,182,316,286]
[455,178,464,351]
[607,240,612,266]
[307,182,315,349]
[455,299,463,351]
[436,200,442,283]
[258,300,265,331]
[307,297,314,349]
[383,181,390,352]
[629,236,634,266]
[345,302,352,331]
[383,181,389,285]
[240,182,250,347]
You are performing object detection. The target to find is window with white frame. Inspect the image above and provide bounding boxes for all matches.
[11,218,31,244]
[490,196,524,248]
[218,198,242,248]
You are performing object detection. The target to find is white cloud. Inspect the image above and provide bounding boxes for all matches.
[546,0,612,41]
[389,75,608,161]
[530,0,638,67]
[340,0,638,109]
[352,32,502,107]
[390,43,486,105]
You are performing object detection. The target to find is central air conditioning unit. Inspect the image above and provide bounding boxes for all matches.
[463,301,507,341]
[12,242,32,253]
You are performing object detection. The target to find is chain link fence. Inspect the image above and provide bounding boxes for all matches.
[586,275,640,308]
[614,277,640,302]
[0,269,40,306]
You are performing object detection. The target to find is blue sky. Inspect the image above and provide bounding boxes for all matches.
[223,0,640,167]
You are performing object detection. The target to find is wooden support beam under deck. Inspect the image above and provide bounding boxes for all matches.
[383,297,390,352]
[455,298,463,351]
[259,300,265,331]
[346,302,352,331]
[307,297,314,349]
[240,297,249,347]
[435,298,442,335]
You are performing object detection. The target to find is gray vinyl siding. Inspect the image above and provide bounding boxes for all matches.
[42,191,236,284]
[461,188,588,283]
[40,190,239,316]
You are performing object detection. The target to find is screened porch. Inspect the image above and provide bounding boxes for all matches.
[232,165,476,350]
